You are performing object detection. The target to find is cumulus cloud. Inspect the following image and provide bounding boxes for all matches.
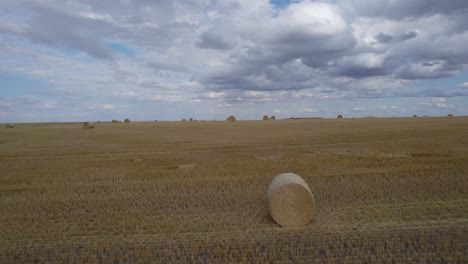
[196,31,235,50]
[103,104,114,110]
[431,97,448,108]
[301,107,319,113]
[0,99,17,108]
[0,0,467,121]
[353,107,367,111]
[41,100,57,109]
[379,105,401,111]
[338,0,468,19]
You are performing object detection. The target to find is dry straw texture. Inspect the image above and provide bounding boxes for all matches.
[263,115,269,121]
[268,173,315,227]
[337,114,343,119]
[0,117,467,262]
[227,115,237,122]
[124,118,131,123]
[271,116,276,120]
[83,122,94,129]
[6,123,15,128]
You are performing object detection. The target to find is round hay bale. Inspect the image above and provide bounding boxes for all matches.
[227,115,236,122]
[447,114,453,117]
[337,114,343,119]
[182,118,186,122]
[189,118,194,122]
[6,123,15,128]
[267,173,315,227]
[83,122,94,129]
[112,119,119,123]
[270,115,276,120]
[124,118,130,123]
[263,115,269,121]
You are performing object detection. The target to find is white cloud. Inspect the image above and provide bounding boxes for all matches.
[103,104,114,110]
[341,53,385,68]
[379,105,400,110]
[431,97,447,108]
[0,0,468,121]
[353,107,367,111]
[41,101,57,109]
[0,100,16,107]
[277,2,348,36]
[301,107,319,113]
[78,12,114,23]
[431,97,446,103]
[217,103,232,108]
[206,91,225,99]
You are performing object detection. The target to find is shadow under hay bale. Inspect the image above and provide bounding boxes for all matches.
[268,173,315,227]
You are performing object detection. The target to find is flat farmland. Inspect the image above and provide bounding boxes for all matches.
[1,117,467,263]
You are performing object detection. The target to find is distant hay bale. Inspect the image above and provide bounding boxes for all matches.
[271,115,276,120]
[112,119,119,123]
[447,114,453,117]
[182,119,186,122]
[268,173,315,227]
[337,114,343,119]
[6,123,15,128]
[227,115,237,122]
[413,115,417,118]
[263,115,269,121]
[83,122,94,129]
[124,118,130,123]
[189,118,194,122]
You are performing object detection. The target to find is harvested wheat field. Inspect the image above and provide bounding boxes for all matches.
[1,117,467,263]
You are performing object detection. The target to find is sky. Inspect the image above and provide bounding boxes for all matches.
[1,0,468,122]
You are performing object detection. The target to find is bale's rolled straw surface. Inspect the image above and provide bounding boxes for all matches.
[83,122,94,129]
[268,173,315,227]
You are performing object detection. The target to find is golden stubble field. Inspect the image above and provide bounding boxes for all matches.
[1,117,467,263]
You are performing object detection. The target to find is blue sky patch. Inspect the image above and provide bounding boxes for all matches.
[104,41,136,56]
[0,72,52,97]
[269,0,293,8]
